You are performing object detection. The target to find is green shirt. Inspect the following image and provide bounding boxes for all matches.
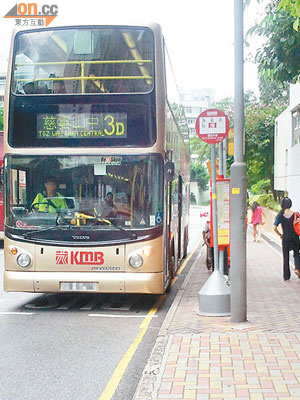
[32,192,67,213]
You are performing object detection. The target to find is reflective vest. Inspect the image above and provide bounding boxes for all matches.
[32,192,67,213]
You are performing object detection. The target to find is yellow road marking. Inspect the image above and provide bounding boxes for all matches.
[98,295,165,400]
[98,238,203,400]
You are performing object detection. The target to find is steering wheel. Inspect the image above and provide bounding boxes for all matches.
[30,202,49,212]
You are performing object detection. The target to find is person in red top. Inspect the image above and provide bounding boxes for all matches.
[250,201,265,242]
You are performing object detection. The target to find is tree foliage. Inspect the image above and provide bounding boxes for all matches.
[190,161,209,193]
[244,100,285,188]
[187,91,284,192]
[247,0,300,104]
[278,0,300,31]
[189,136,210,163]
[199,93,284,189]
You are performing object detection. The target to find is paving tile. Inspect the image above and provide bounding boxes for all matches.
[134,231,300,400]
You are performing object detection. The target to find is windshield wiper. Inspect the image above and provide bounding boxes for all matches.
[88,209,137,239]
[23,226,69,239]
[100,218,137,240]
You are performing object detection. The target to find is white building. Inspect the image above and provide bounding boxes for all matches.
[179,87,214,138]
[274,82,300,209]
[179,87,214,204]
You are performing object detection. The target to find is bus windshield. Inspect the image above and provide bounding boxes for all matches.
[6,154,163,237]
[12,27,154,95]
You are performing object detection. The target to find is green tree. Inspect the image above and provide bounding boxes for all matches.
[203,94,284,193]
[278,0,300,31]
[190,161,209,193]
[244,100,285,191]
[188,93,284,195]
[247,0,300,103]
[211,97,234,123]
[189,136,210,162]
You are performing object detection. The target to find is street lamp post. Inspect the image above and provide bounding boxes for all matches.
[230,0,247,322]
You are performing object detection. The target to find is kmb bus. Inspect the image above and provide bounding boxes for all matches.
[4,24,190,294]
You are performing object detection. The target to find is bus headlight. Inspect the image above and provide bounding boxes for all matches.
[17,253,31,268]
[129,254,143,269]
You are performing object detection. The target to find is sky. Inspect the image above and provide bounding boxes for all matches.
[0,0,266,101]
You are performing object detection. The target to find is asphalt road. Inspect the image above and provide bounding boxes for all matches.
[0,205,205,400]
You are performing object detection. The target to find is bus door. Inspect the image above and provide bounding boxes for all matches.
[164,162,175,283]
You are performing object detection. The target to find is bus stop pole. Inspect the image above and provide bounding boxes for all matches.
[218,142,224,275]
[223,138,227,179]
[219,142,224,176]
[197,127,230,316]
[230,0,247,322]
[211,144,219,272]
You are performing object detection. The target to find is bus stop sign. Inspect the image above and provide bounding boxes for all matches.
[195,109,230,144]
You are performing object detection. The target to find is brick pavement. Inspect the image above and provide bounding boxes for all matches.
[134,231,300,400]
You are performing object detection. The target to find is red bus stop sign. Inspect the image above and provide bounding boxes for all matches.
[195,108,230,144]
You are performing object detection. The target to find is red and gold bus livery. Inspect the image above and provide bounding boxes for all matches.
[3,24,190,294]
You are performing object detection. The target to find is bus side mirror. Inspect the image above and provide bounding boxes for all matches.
[165,162,175,182]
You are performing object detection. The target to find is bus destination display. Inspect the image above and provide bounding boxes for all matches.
[37,113,127,139]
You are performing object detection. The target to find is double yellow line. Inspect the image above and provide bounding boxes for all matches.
[98,237,202,400]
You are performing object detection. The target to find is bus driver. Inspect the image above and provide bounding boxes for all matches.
[31,175,67,213]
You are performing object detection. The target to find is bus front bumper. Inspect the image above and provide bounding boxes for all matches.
[4,271,165,294]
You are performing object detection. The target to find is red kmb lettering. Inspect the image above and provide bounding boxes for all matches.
[80,252,94,264]
[71,251,79,264]
[70,251,104,265]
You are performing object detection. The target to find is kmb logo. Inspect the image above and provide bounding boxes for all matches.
[56,251,105,266]
[4,3,58,27]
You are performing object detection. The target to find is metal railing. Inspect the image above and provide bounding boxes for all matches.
[15,59,153,93]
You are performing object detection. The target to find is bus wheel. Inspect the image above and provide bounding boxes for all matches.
[166,255,174,293]
[166,277,172,293]
[166,243,175,293]
[182,228,188,259]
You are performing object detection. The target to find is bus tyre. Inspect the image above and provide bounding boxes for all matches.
[166,276,172,293]
[166,254,174,293]
[166,241,175,293]
[182,229,188,259]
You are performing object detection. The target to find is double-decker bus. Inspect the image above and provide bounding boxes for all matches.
[3,23,190,294]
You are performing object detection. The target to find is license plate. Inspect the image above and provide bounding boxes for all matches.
[60,282,98,292]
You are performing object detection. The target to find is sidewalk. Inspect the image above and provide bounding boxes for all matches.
[134,228,300,400]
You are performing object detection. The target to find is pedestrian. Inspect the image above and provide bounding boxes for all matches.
[273,197,300,281]
[250,201,265,242]
[203,220,213,270]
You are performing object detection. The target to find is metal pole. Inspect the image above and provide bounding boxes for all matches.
[219,248,224,275]
[222,138,228,276]
[230,0,247,322]
[219,142,223,176]
[211,144,219,271]
[218,142,225,276]
[223,138,227,178]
